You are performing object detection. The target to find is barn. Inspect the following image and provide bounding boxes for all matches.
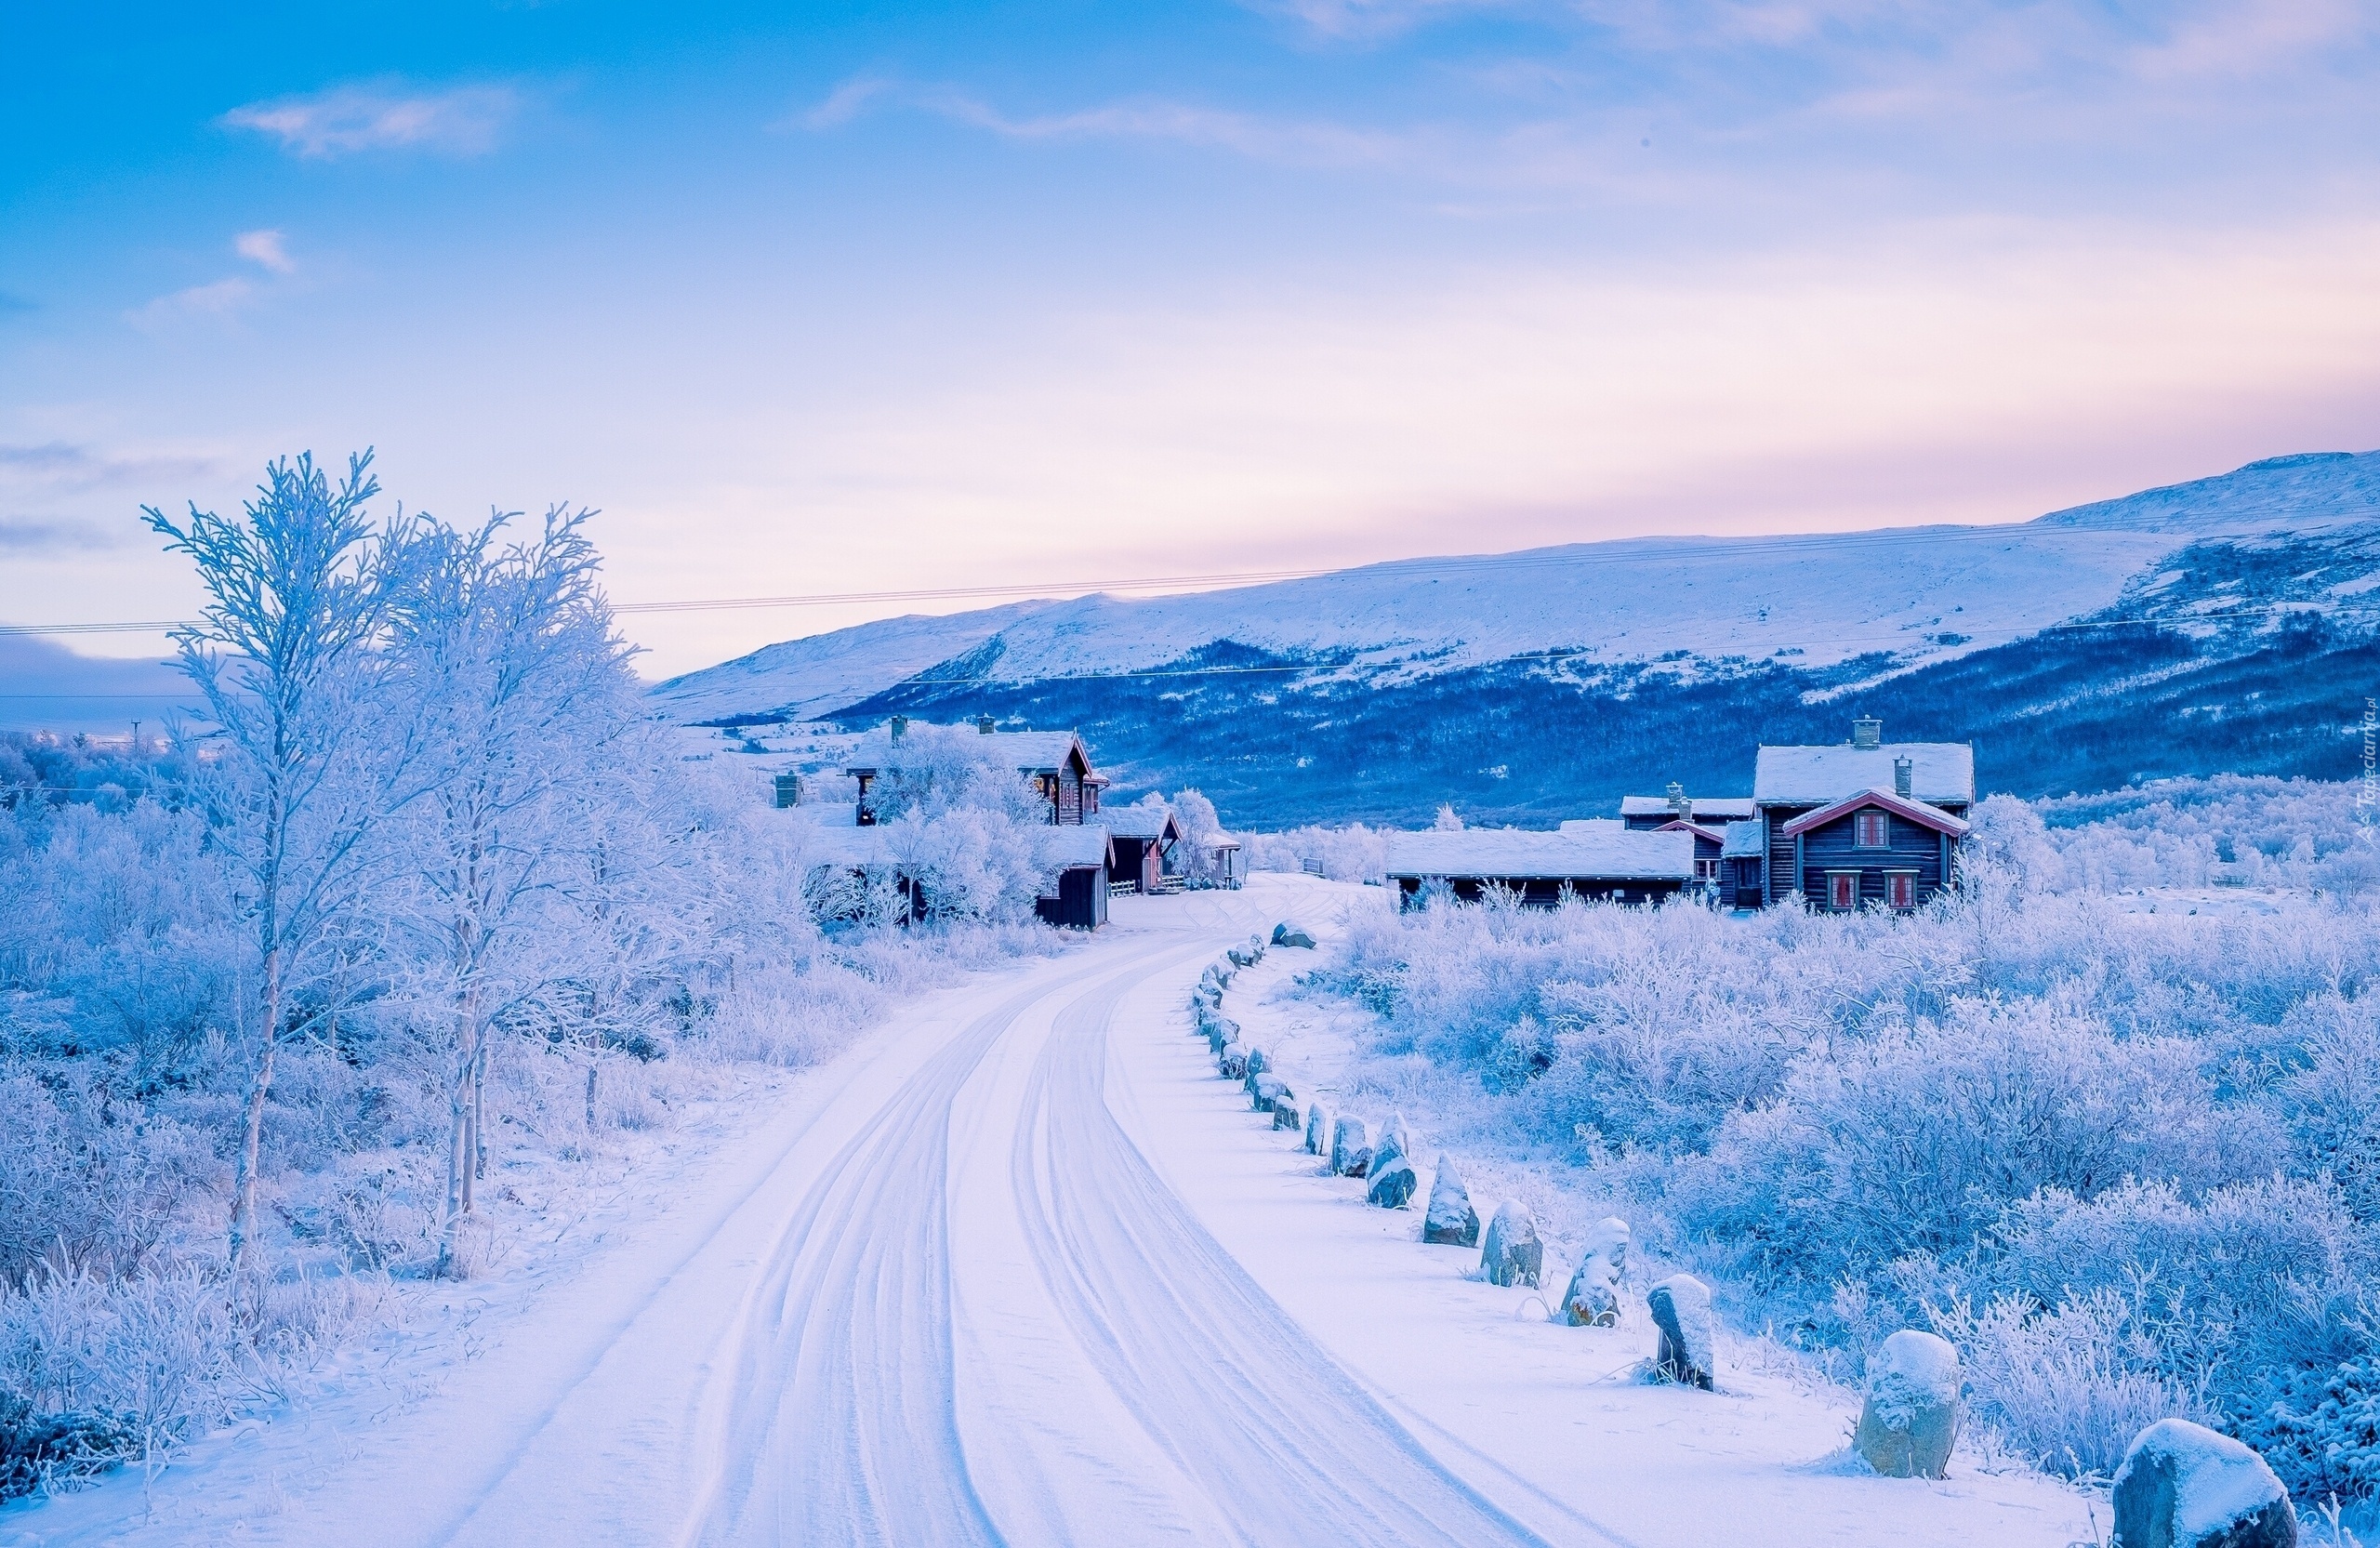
[1382,827,1695,910]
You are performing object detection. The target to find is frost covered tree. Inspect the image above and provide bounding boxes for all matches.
[142,453,410,1265]
[1172,788,1223,882]
[378,507,642,1275]
[1434,802,1464,831]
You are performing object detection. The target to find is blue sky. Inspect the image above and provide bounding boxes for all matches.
[5,0,2379,679]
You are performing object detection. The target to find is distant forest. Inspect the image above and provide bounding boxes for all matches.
[840,617,2378,828]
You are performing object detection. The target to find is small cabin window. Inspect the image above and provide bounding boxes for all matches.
[1855,811,1888,848]
[1888,872,1916,910]
[1829,872,1859,911]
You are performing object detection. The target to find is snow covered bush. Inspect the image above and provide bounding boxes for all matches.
[1310,787,2380,1502]
[1244,821,1389,882]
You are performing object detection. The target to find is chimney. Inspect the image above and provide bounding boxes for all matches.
[1667,780,1690,817]
[1852,715,1882,750]
[1893,756,1912,800]
[889,715,907,742]
[977,714,996,734]
[774,772,801,809]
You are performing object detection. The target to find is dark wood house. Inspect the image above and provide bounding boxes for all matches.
[1752,718,1974,910]
[846,718,1108,827]
[1383,827,1695,910]
[1103,805,1181,894]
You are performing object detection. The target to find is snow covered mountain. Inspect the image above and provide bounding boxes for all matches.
[654,452,2380,825]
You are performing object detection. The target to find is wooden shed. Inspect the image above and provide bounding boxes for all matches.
[1036,826,1114,930]
[1103,805,1182,893]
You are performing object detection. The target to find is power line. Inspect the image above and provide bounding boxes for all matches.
[9,515,2370,637]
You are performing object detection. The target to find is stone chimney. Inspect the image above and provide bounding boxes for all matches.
[889,714,907,742]
[1853,716,1883,750]
[977,714,996,734]
[1893,756,1913,799]
[1667,780,1690,817]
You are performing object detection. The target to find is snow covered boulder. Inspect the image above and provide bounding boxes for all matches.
[1272,921,1316,948]
[1273,1096,1302,1131]
[1366,1153,1418,1209]
[2112,1420,2296,1548]
[1422,1159,1479,1247]
[1646,1275,1715,1390]
[1245,1047,1268,1077]
[1561,1216,1631,1327]
[1369,1124,1406,1183]
[1853,1330,1961,1479]
[1480,1199,1542,1289]
[1251,1074,1289,1113]
[1330,1116,1372,1178]
[1219,1043,1249,1080]
[1304,1103,1331,1156]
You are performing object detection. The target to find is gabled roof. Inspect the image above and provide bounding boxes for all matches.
[1720,817,1766,858]
[1383,827,1694,882]
[1619,796,1757,820]
[1654,818,1726,845]
[1103,806,1181,842]
[1753,743,1975,807]
[1778,787,1973,840]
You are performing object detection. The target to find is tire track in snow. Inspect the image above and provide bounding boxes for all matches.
[679,961,1120,1547]
[1010,966,1568,1547]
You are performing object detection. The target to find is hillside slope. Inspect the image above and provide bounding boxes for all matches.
[657,452,2380,824]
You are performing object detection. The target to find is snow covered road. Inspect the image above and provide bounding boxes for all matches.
[12,879,2092,1546]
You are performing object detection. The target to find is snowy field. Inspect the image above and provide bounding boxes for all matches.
[7,878,2099,1546]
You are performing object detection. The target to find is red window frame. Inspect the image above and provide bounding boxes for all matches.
[1888,873,1916,910]
[1829,872,1858,911]
[1856,811,1888,848]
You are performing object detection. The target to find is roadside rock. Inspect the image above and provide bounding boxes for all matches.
[1480,1200,1542,1288]
[1366,1153,1418,1208]
[1647,1275,1715,1390]
[1273,1097,1302,1131]
[2112,1419,2297,1548]
[1272,921,1317,948]
[1422,1159,1479,1247]
[1304,1104,1332,1157]
[1561,1216,1630,1327]
[1219,1043,1249,1081]
[1251,1073,1289,1113]
[1853,1330,1962,1479]
[1330,1116,1372,1178]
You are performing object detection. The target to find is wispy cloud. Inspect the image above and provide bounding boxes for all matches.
[0,442,220,490]
[0,516,119,554]
[234,229,295,273]
[800,75,895,129]
[128,276,257,327]
[1239,0,1507,43]
[222,81,518,158]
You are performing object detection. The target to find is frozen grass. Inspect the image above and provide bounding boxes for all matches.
[1294,788,2380,1508]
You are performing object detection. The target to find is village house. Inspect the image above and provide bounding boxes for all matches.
[1619,784,1756,889]
[1103,804,1182,894]
[1382,826,1696,910]
[1749,716,1974,911]
[845,715,1107,827]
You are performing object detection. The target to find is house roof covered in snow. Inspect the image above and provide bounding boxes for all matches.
[1558,818,1626,834]
[801,827,902,870]
[1753,743,1975,807]
[1382,827,1694,882]
[1619,796,1756,820]
[1045,826,1115,869]
[1720,818,1766,859]
[1103,806,1180,842]
[845,723,1104,782]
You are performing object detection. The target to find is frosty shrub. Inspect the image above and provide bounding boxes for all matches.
[1311,783,2380,1504]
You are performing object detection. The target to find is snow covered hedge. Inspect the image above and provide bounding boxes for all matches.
[1310,800,2380,1505]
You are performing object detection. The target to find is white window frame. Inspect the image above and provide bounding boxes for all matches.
[1855,810,1888,849]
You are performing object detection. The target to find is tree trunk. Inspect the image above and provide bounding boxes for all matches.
[471,1038,489,1184]
[585,1059,599,1131]
[227,946,283,1268]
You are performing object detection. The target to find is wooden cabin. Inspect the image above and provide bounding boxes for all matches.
[1383,827,1694,910]
[1619,787,1755,892]
[1103,805,1181,893]
[846,717,1108,827]
[1037,826,1113,930]
[1752,718,1974,910]
[1718,818,1766,909]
